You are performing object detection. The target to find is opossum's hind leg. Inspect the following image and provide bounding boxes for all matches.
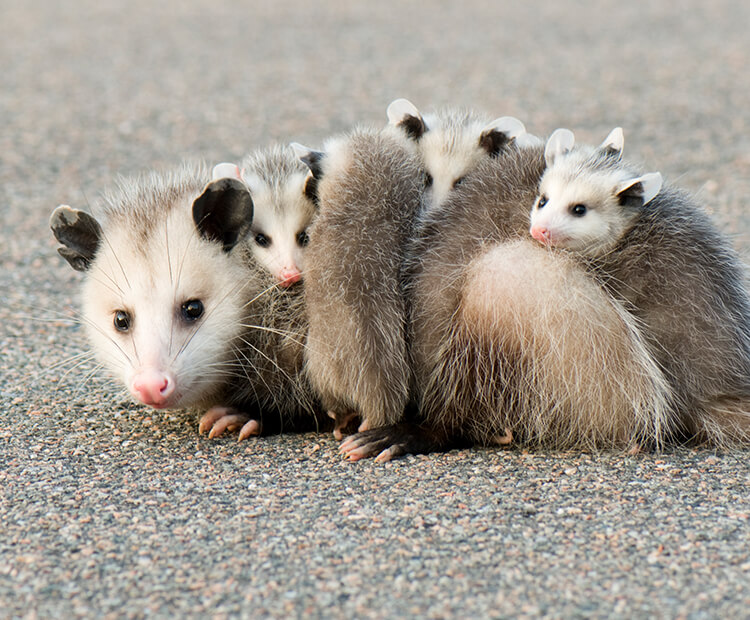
[199,406,261,441]
[339,424,455,462]
[328,409,361,441]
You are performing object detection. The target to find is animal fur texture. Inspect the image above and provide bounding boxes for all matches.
[533,129,750,447]
[299,126,423,430]
[50,163,322,434]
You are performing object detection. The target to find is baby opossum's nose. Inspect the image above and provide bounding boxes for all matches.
[530,225,551,244]
[278,267,302,287]
[132,369,175,409]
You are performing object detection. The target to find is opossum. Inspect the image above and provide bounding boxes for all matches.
[529,128,750,446]
[211,144,316,287]
[341,136,676,461]
[50,163,322,439]
[387,98,538,214]
[293,126,423,438]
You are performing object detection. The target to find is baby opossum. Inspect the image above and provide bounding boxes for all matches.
[50,163,322,438]
[387,98,538,214]
[211,144,316,287]
[341,135,676,461]
[530,128,750,446]
[293,126,423,437]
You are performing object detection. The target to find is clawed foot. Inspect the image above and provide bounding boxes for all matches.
[339,423,450,462]
[327,409,361,441]
[198,406,261,441]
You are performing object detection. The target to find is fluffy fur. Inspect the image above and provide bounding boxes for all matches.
[52,163,322,433]
[301,126,423,429]
[534,133,750,446]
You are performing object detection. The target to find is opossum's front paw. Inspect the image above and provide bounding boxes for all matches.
[198,406,261,441]
[339,423,450,462]
[327,409,361,440]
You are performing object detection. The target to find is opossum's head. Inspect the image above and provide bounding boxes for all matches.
[387,98,536,210]
[530,128,662,256]
[212,152,315,288]
[50,174,255,410]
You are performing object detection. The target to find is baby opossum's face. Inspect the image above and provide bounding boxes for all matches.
[245,172,315,287]
[530,170,633,256]
[418,119,489,210]
[82,203,250,410]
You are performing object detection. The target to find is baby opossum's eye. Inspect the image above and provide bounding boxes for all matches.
[181,300,204,322]
[453,176,466,188]
[296,230,310,247]
[255,233,271,248]
[113,310,131,332]
[537,196,548,209]
[571,204,587,217]
[424,173,433,188]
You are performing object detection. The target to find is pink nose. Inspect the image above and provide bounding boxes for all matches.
[530,225,551,244]
[278,268,302,287]
[132,369,175,408]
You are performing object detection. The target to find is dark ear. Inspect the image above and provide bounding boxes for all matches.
[303,171,320,207]
[478,116,526,158]
[615,172,663,207]
[291,142,326,180]
[386,98,427,140]
[50,205,103,272]
[192,178,254,252]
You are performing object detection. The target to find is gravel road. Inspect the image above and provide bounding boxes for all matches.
[2,1,749,617]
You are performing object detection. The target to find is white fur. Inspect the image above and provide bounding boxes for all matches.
[83,196,249,410]
[532,132,663,256]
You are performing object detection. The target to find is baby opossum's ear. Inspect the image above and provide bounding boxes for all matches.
[478,116,526,157]
[600,127,624,160]
[291,142,325,180]
[211,162,242,181]
[544,129,575,167]
[50,205,102,272]
[615,172,663,207]
[386,98,427,141]
[192,178,254,252]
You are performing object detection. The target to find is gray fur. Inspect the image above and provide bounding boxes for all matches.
[302,127,423,429]
[568,161,750,446]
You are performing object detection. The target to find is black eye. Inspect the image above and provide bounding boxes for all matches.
[453,176,466,188]
[113,310,131,332]
[425,173,433,187]
[255,233,270,248]
[537,196,548,209]
[296,230,310,247]
[181,299,204,321]
[571,204,587,217]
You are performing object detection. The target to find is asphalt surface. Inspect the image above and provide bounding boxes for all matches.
[2,1,749,618]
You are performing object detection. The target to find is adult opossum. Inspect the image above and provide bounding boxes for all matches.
[50,163,322,439]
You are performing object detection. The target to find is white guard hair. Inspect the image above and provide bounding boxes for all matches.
[617,171,663,206]
[386,98,422,125]
[212,162,241,181]
[545,128,575,167]
[600,127,624,158]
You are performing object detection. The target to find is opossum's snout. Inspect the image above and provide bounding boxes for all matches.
[277,267,302,287]
[530,224,551,244]
[131,368,176,409]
